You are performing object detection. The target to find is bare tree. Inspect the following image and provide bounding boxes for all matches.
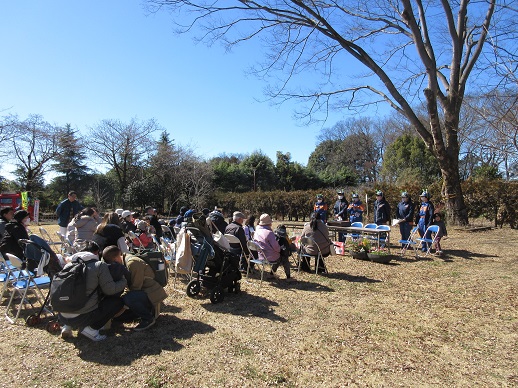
[7,114,59,193]
[148,0,517,224]
[87,118,161,207]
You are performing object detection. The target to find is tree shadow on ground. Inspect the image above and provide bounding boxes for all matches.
[269,278,335,292]
[199,290,288,322]
[324,272,382,283]
[74,315,215,365]
[444,249,495,260]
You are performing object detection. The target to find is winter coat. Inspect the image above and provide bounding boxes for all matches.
[374,198,391,225]
[225,221,250,255]
[347,201,366,223]
[333,199,349,219]
[70,215,99,243]
[125,255,168,305]
[416,201,435,229]
[314,201,328,223]
[62,252,127,316]
[301,221,332,257]
[0,216,9,240]
[55,199,83,227]
[92,224,124,252]
[253,225,281,263]
[396,200,415,224]
[0,220,29,259]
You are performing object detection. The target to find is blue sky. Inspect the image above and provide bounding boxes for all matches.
[0,0,357,170]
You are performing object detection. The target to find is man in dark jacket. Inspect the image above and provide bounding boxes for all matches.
[224,211,250,271]
[373,190,391,225]
[0,210,30,259]
[333,190,349,242]
[56,191,82,236]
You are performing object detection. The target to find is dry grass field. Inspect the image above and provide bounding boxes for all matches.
[1,223,517,387]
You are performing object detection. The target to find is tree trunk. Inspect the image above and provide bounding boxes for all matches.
[440,160,468,226]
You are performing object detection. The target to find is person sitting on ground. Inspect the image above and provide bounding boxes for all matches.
[225,211,251,272]
[0,209,31,260]
[132,220,154,249]
[92,212,130,254]
[122,246,168,331]
[0,206,15,240]
[68,207,100,249]
[58,241,127,341]
[431,213,448,255]
[120,210,136,234]
[300,212,332,273]
[102,245,131,295]
[253,213,295,282]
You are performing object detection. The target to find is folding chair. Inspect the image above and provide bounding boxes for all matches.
[128,230,144,254]
[416,225,440,257]
[246,240,274,287]
[298,236,327,274]
[399,226,419,258]
[362,223,378,241]
[4,253,51,324]
[0,252,18,299]
[375,225,391,250]
[224,234,247,271]
[344,222,363,244]
[161,225,176,243]
[39,226,58,252]
[56,231,76,256]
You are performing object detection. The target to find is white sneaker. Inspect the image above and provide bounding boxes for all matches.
[61,324,73,339]
[80,326,107,341]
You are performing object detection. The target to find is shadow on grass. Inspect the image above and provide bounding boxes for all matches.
[324,272,382,283]
[75,315,215,365]
[444,249,495,260]
[200,290,288,323]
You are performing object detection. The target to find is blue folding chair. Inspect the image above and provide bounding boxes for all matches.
[399,226,419,258]
[375,225,391,249]
[345,222,363,244]
[416,225,440,257]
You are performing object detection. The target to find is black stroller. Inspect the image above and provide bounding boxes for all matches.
[18,235,63,331]
[184,215,241,304]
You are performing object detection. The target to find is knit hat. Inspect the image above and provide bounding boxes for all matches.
[258,213,272,226]
[13,210,29,222]
[136,220,148,231]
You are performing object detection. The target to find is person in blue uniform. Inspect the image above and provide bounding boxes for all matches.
[347,193,365,223]
[415,190,434,252]
[313,194,328,223]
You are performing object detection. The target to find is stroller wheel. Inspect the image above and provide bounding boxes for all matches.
[26,314,41,327]
[186,280,201,298]
[210,286,224,304]
[46,321,61,334]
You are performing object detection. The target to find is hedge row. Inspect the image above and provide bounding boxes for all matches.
[213,180,517,228]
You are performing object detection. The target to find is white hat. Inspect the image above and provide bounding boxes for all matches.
[258,213,272,226]
[115,208,124,216]
[121,210,131,218]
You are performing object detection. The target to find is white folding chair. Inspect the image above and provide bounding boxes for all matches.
[0,252,18,299]
[224,233,247,271]
[4,253,50,324]
[128,230,144,254]
[56,231,76,256]
[298,236,326,274]
[161,225,176,243]
[39,226,59,253]
[416,225,440,257]
[246,240,274,287]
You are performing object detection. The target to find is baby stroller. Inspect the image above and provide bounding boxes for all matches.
[16,235,64,331]
[184,214,241,304]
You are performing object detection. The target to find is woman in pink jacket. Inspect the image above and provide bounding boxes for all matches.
[253,213,294,282]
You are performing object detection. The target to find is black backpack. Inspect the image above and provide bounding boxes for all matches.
[50,259,97,313]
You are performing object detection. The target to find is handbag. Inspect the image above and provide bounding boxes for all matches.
[213,229,231,251]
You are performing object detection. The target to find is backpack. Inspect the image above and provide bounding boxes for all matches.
[130,251,168,287]
[50,259,97,313]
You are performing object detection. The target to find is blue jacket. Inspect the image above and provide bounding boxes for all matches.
[55,199,83,227]
[396,200,414,224]
[416,201,434,229]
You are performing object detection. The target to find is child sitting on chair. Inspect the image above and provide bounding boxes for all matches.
[431,213,448,255]
[132,220,154,249]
